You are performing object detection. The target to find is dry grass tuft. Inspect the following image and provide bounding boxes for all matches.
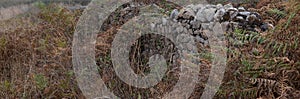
[0,4,84,98]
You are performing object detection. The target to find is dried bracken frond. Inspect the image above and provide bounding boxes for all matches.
[246,78,281,94]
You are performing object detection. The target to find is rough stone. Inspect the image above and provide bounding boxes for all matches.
[193,30,202,35]
[201,23,210,29]
[167,3,272,38]
[214,8,226,21]
[260,23,269,32]
[235,16,244,21]
[188,29,193,34]
[246,14,257,22]
[209,22,215,30]
[182,23,190,28]
[157,24,163,33]
[162,17,168,26]
[183,27,188,34]
[179,8,195,19]
[216,4,223,9]
[187,43,197,51]
[228,8,238,12]
[203,40,209,46]
[221,21,229,30]
[192,4,204,12]
[205,4,217,9]
[191,21,201,29]
[239,11,251,16]
[170,9,179,19]
[229,11,238,19]
[186,4,195,9]
[167,25,172,33]
[224,3,233,10]
[238,7,246,11]
[177,34,191,43]
[176,24,184,33]
[150,23,156,31]
[161,26,166,33]
[196,9,207,22]
[195,36,206,44]
[205,8,217,22]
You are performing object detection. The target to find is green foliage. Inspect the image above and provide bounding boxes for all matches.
[239,88,258,99]
[252,48,260,56]
[230,28,267,47]
[256,36,265,44]
[294,38,299,49]
[198,52,214,60]
[59,71,74,89]
[33,1,46,9]
[234,28,245,35]
[268,9,286,18]
[285,12,296,29]
[0,36,7,49]
[138,93,142,99]
[66,70,74,77]
[37,38,47,51]
[3,80,11,90]
[34,74,48,90]
[57,40,67,48]
[241,60,253,71]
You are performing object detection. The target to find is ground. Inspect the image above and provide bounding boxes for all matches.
[0,0,299,98]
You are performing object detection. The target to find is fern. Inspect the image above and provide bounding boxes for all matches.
[285,12,296,29]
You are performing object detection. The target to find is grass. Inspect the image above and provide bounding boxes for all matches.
[34,74,48,90]
[0,3,82,98]
[0,36,7,49]
[284,12,296,29]
[0,0,300,98]
[268,9,286,19]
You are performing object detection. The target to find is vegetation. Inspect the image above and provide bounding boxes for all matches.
[0,0,299,98]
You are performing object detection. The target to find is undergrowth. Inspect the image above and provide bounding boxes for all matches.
[0,0,299,98]
[216,0,300,98]
[0,4,83,98]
